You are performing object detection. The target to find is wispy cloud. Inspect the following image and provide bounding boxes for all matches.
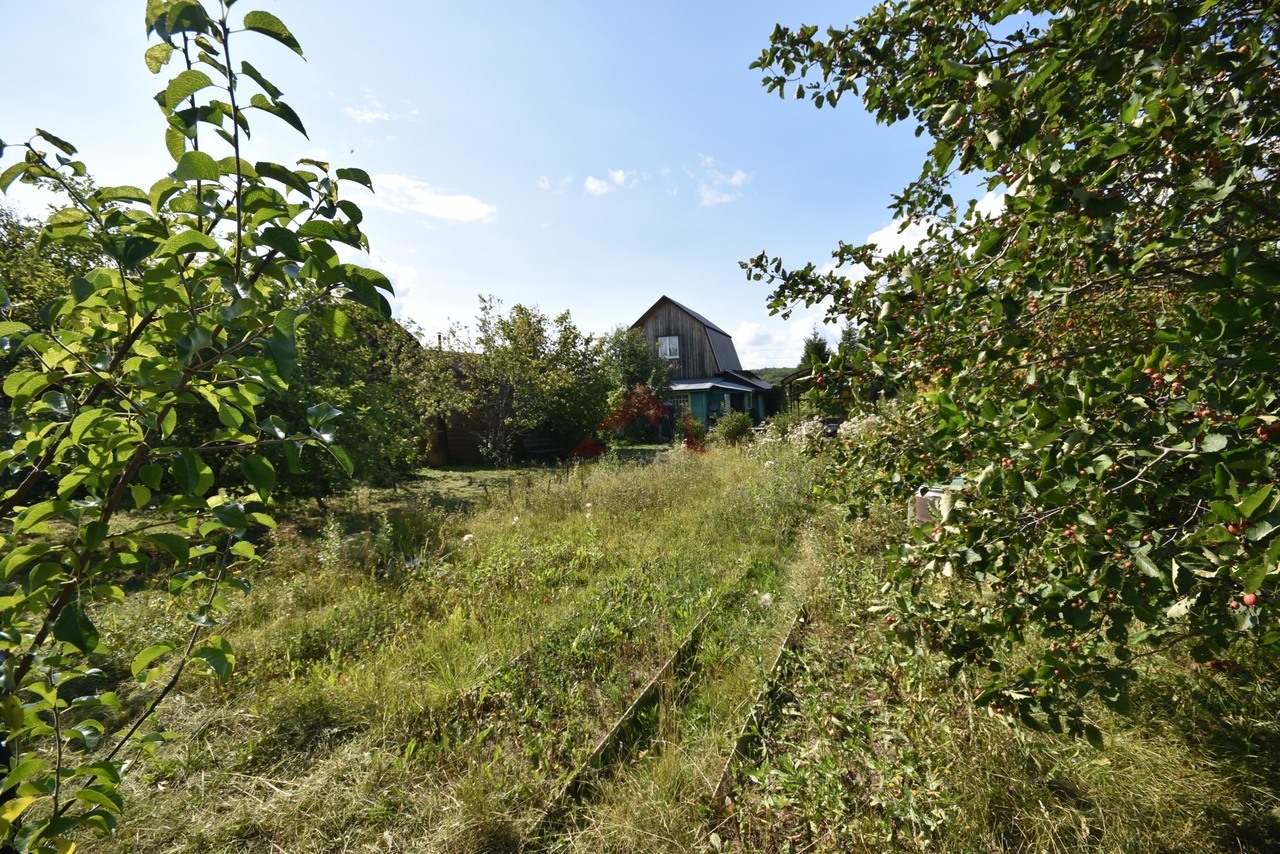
[583,168,638,197]
[538,176,551,190]
[697,155,752,206]
[583,175,612,196]
[344,106,392,123]
[343,93,419,124]
[732,303,833,368]
[366,174,497,223]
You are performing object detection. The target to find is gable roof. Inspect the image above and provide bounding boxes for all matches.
[632,295,731,336]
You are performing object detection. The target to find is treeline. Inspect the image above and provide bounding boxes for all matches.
[1,204,669,499]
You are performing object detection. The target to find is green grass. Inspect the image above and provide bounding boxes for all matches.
[727,496,1280,853]
[66,443,1280,853]
[89,445,815,853]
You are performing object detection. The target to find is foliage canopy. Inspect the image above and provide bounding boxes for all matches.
[0,1,389,846]
[748,0,1280,736]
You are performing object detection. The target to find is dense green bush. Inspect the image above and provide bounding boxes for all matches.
[0,2,388,847]
[748,0,1280,735]
[711,410,755,446]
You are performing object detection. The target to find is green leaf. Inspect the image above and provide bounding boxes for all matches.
[211,502,249,530]
[242,10,303,55]
[240,455,275,502]
[165,68,215,110]
[1133,552,1162,578]
[1238,484,1274,520]
[165,127,187,162]
[1201,433,1228,453]
[239,60,281,99]
[247,94,308,138]
[0,696,25,732]
[74,784,123,814]
[307,402,342,426]
[159,229,221,256]
[145,42,174,74]
[326,444,354,476]
[254,161,312,197]
[336,167,374,191]
[171,450,214,496]
[130,483,152,508]
[257,225,304,260]
[53,600,101,654]
[1084,724,1104,749]
[70,408,109,443]
[13,500,71,535]
[34,128,77,155]
[0,162,28,192]
[97,185,150,205]
[171,150,221,182]
[193,636,235,682]
[131,640,179,681]
[146,533,189,563]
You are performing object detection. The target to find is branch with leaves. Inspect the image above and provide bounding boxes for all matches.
[0,2,391,849]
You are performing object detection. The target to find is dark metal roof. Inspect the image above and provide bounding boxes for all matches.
[721,370,772,391]
[706,328,742,372]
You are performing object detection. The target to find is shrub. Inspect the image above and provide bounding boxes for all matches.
[711,410,755,446]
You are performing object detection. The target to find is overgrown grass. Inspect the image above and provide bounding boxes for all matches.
[90,445,815,853]
[71,441,1280,853]
[730,491,1280,853]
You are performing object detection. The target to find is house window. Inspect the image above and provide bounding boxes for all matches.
[657,336,679,359]
[668,393,691,412]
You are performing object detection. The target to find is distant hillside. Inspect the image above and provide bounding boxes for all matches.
[742,366,797,385]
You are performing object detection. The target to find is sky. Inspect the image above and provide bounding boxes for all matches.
[0,0,940,368]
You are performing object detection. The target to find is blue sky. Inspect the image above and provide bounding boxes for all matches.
[1,1,936,367]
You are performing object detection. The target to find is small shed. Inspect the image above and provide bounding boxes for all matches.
[631,296,773,426]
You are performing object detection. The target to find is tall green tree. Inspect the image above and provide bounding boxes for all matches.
[800,324,831,369]
[600,325,672,397]
[747,0,1279,737]
[464,299,610,465]
[0,2,389,847]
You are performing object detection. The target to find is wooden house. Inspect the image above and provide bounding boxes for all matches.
[631,296,772,427]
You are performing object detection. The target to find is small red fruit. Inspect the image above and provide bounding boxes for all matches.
[1243,593,1258,607]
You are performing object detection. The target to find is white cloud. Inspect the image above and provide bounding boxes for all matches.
[699,185,737,206]
[697,155,752,206]
[584,175,612,196]
[366,174,497,223]
[864,218,932,255]
[608,169,627,186]
[732,303,836,368]
[342,93,418,124]
[974,188,1006,218]
[538,176,550,190]
[344,107,392,123]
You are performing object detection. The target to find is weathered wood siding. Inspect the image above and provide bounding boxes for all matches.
[636,302,717,379]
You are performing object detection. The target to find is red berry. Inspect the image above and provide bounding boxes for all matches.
[1243,593,1258,607]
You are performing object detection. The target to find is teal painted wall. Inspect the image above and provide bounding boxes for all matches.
[691,392,709,426]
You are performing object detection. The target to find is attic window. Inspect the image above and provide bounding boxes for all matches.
[657,336,679,359]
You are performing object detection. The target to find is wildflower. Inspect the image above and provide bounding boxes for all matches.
[764,460,775,468]
[759,593,773,607]
[512,516,520,525]
[585,502,593,510]
[585,512,592,519]
[462,533,475,543]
